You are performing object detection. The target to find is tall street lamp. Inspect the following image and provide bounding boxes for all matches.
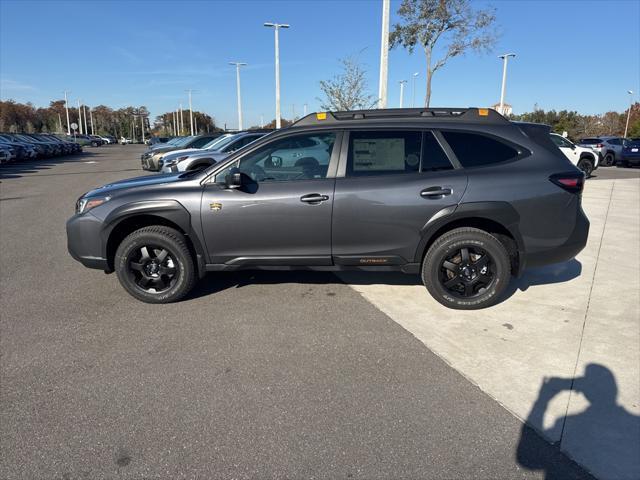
[399,80,407,108]
[229,62,247,130]
[624,90,634,138]
[77,99,83,134]
[63,91,71,135]
[411,72,419,107]
[264,22,290,129]
[498,53,516,115]
[377,0,390,109]
[185,90,195,136]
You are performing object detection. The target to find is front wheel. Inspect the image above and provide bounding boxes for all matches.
[422,227,511,310]
[577,158,594,178]
[114,226,197,303]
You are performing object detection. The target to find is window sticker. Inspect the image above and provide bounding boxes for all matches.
[353,138,405,171]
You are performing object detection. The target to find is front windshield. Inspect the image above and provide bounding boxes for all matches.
[202,134,232,150]
[209,134,238,151]
[173,136,195,147]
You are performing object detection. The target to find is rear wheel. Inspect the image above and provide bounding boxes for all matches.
[603,153,614,167]
[577,158,594,178]
[114,226,197,303]
[422,227,511,310]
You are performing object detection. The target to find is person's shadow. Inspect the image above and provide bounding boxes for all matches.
[517,364,640,480]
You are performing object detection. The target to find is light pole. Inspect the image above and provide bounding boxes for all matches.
[498,53,516,114]
[411,72,419,107]
[264,22,290,129]
[378,0,390,109]
[63,91,71,135]
[140,113,145,144]
[82,102,88,135]
[399,80,407,108]
[229,62,247,130]
[186,90,195,135]
[89,107,95,135]
[179,104,184,135]
[77,99,83,134]
[624,90,634,138]
[303,104,308,116]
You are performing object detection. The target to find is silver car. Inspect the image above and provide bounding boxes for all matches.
[160,132,268,173]
[578,136,625,166]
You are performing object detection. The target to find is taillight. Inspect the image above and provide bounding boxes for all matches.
[596,143,604,148]
[550,172,585,194]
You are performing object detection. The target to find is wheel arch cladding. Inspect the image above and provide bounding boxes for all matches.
[415,202,525,275]
[102,200,205,275]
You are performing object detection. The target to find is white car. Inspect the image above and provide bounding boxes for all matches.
[120,137,133,144]
[550,133,599,177]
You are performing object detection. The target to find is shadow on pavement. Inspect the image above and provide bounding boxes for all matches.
[187,259,582,306]
[0,151,101,179]
[517,364,639,480]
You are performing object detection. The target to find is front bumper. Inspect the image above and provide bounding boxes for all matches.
[66,212,109,270]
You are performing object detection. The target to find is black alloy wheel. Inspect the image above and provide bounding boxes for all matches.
[439,246,495,299]
[126,245,178,294]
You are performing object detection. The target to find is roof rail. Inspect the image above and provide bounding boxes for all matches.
[292,107,510,127]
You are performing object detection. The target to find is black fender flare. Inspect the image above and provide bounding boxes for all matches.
[413,201,527,275]
[100,200,206,276]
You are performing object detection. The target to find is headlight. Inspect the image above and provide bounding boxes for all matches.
[76,195,110,214]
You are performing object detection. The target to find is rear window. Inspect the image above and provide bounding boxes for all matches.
[580,138,601,144]
[441,131,519,168]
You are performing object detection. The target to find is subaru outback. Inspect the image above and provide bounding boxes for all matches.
[67,108,589,309]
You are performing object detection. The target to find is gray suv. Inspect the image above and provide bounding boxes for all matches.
[67,108,589,309]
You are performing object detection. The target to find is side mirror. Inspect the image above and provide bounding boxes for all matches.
[224,167,249,189]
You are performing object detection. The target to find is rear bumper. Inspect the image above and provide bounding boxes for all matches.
[66,212,109,270]
[523,206,590,270]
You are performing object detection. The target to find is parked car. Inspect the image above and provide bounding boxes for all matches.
[577,136,625,166]
[120,137,133,144]
[549,133,598,177]
[147,136,170,146]
[620,139,640,167]
[0,135,32,160]
[67,107,589,309]
[159,132,268,173]
[0,145,14,163]
[141,134,223,171]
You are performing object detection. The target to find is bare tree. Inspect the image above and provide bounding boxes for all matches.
[390,0,498,107]
[318,56,376,111]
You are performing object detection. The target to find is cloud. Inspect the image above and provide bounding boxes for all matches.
[0,77,36,93]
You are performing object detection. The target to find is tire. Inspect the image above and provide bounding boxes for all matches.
[603,153,614,167]
[421,227,511,310]
[114,226,197,303]
[577,158,594,178]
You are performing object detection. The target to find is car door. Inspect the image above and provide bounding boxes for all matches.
[332,130,468,265]
[551,134,578,165]
[200,130,340,266]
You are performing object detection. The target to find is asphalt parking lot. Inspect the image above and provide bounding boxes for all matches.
[2,146,637,479]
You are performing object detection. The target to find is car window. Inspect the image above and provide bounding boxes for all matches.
[550,134,572,148]
[188,137,215,149]
[347,131,422,177]
[422,132,454,171]
[441,131,519,168]
[580,138,601,144]
[215,132,336,183]
[607,138,621,145]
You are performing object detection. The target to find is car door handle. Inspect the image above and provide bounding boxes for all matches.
[421,187,452,198]
[300,193,329,204]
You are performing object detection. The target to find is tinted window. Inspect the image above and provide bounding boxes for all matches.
[347,131,422,176]
[442,131,519,167]
[550,134,572,148]
[422,132,453,171]
[189,137,215,149]
[607,138,622,145]
[580,138,601,144]
[216,132,336,183]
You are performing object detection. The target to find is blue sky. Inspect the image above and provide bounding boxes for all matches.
[1,0,638,128]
